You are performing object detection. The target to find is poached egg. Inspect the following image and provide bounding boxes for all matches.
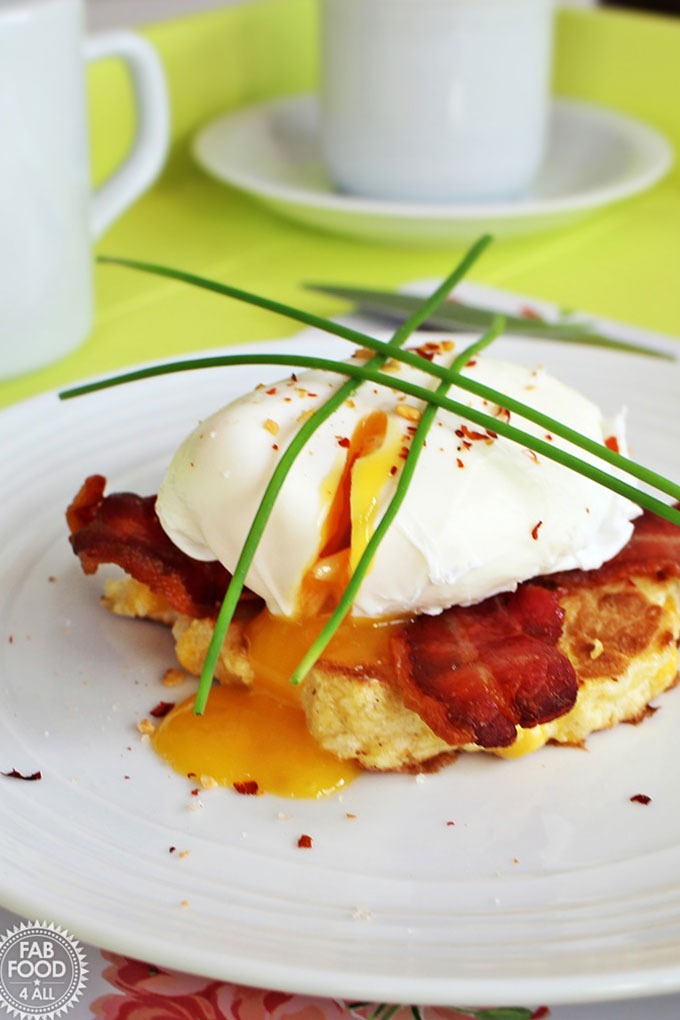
[156,335,640,622]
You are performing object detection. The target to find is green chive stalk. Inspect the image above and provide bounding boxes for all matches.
[289,318,505,686]
[191,235,493,713]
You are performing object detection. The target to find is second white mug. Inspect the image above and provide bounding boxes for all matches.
[0,0,169,378]
[319,0,554,204]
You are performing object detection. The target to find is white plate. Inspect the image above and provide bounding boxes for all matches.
[1,332,680,1008]
[193,94,673,246]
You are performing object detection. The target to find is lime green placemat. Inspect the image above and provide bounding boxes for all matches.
[2,2,679,409]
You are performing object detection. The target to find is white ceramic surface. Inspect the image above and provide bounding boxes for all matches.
[0,0,169,379]
[193,94,673,246]
[319,0,554,202]
[0,331,679,1007]
[0,907,678,1020]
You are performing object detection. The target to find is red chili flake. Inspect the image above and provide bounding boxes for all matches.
[266,387,277,395]
[337,436,351,448]
[414,346,435,361]
[461,424,490,442]
[398,447,409,460]
[531,521,543,540]
[307,392,318,398]
[272,443,279,451]
[190,788,200,797]
[545,433,553,442]
[446,820,455,827]
[169,846,177,854]
[8,636,13,644]
[466,358,477,367]
[630,793,652,805]
[234,780,259,796]
[297,834,313,849]
[531,1008,551,1020]
[149,700,175,718]
[456,458,464,469]
[290,373,298,382]
[520,304,541,320]
[389,465,398,476]
[2,769,42,781]
[605,435,620,453]
[48,576,57,584]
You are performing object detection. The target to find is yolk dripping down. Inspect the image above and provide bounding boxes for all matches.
[152,686,360,799]
[153,411,407,799]
[300,409,397,614]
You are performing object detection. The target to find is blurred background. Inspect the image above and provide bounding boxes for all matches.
[86,0,680,30]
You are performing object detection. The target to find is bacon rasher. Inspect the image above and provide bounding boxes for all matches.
[542,505,680,589]
[66,475,249,619]
[390,507,680,749]
[392,585,578,748]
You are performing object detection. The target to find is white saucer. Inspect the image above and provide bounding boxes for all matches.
[193,94,673,246]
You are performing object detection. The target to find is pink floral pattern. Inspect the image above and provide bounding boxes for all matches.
[91,951,549,1020]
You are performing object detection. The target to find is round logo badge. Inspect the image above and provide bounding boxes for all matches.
[0,922,88,1019]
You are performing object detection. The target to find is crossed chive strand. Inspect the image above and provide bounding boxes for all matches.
[193,237,493,712]
[74,258,680,507]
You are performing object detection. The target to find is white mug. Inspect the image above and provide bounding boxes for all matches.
[319,0,554,204]
[0,0,169,379]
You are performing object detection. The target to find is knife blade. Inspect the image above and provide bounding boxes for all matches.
[304,282,675,361]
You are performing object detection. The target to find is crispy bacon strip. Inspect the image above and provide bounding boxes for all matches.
[67,475,248,618]
[392,508,680,748]
[542,505,680,590]
[392,585,578,748]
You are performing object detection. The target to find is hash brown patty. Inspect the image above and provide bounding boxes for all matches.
[102,572,680,771]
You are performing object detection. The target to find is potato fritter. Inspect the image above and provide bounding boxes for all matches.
[103,572,680,771]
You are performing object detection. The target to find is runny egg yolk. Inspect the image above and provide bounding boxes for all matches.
[154,412,407,799]
[298,408,405,615]
[152,685,360,799]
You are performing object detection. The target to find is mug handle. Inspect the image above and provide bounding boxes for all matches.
[84,32,170,240]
